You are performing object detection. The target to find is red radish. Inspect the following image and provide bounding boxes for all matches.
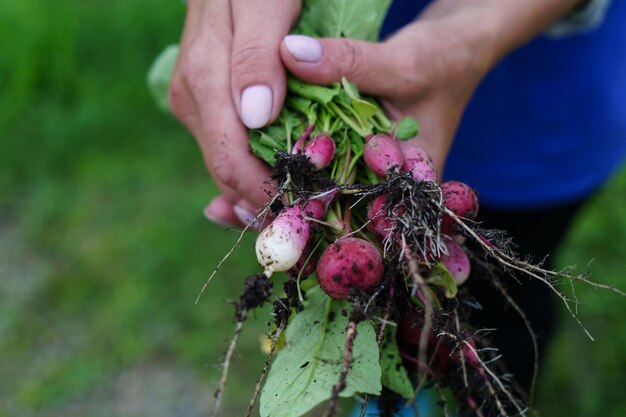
[305,135,335,170]
[292,135,336,171]
[316,237,384,299]
[291,137,305,154]
[397,308,453,373]
[399,142,437,182]
[256,205,311,277]
[303,199,326,220]
[290,242,318,278]
[300,187,339,221]
[366,194,404,241]
[363,134,404,177]
[441,240,471,285]
[440,181,479,235]
[461,339,482,370]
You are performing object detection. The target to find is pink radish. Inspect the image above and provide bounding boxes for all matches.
[316,237,384,299]
[255,205,311,277]
[290,242,319,278]
[366,194,404,241]
[292,134,336,171]
[440,181,479,235]
[441,240,471,285]
[399,142,437,182]
[363,134,404,177]
[305,135,335,170]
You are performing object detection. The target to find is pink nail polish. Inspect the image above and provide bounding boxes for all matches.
[204,207,236,228]
[240,85,273,129]
[203,198,237,228]
[233,205,260,230]
[284,35,323,63]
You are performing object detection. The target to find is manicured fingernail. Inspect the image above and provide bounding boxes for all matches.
[240,85,273,129]
[204,198,237,228]
[204,207,236,228]
[284,35,323,63]
[233,204,260,230]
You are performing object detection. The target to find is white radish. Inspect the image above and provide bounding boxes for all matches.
[255,206,310,277]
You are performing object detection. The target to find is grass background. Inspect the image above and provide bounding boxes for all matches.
[0,1,624,416]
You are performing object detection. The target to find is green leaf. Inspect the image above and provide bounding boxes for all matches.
[146,44,178,112]
[351,98,378,119]
[297,0,393,41]
[260,132,285,150]
[349,131,364,155]
[249,131,277,167]
[428,262,458,299]
[287,77,340,104]
[380,327,414,399]
[395,117,420,140]
[260,288,381,417]
[341,77,360,100]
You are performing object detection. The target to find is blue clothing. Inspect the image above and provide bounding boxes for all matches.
[348,392,439,417]
[381,1,626,209]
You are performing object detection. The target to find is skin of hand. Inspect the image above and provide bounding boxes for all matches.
[170,0,582,227]
[168,0,301,228]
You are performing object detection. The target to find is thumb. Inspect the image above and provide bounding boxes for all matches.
[280,35,396,96]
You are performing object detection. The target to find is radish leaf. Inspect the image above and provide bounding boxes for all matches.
[380,327,414,399]
[260,288,381,417]
[297,0,392,41]
[395,116,420,140]
[428,263,458,299]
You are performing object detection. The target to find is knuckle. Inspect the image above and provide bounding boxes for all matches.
[231,39,275,82]
[182,50,210,84]
[339,41,366,79]
[168,78,193,121]
[212,151,239,190]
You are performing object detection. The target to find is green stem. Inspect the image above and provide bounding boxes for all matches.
[327,102,369,137]
[296,237,324,303]
[347,151,363,177]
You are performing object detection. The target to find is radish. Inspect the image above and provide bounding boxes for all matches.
[255,205,311,277]
[316,237,384,299]
[292,134,336,171]
[399,141,437,182]
[440,181,479,235]
[305,135,335,170]
[366,194,404,241]
[363,134,404,177]
[397,308,453,373]
[302,199,326,220]
[290,241,318,278]
[441,240,471,285]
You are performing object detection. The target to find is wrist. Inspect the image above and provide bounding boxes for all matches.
[416,0,584,70]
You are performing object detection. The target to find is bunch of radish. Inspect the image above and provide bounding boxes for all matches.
[234,77,526,417]
[149,0,622,414]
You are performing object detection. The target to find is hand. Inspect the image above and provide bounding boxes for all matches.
[280,0,582,174]
[168,0,301,228]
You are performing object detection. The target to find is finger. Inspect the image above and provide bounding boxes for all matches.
[280,35,401,97]
[230,0,301,128]
[170,73,241,204]
[204,195,239,227]
[179,0,274,208]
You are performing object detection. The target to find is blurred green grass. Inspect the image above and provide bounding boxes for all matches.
[0,1,624,416]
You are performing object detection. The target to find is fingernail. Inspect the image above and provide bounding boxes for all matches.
[204,198,237,228]
[233,204,260,230]
[284,35,323,63]
[240,85,273,129]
